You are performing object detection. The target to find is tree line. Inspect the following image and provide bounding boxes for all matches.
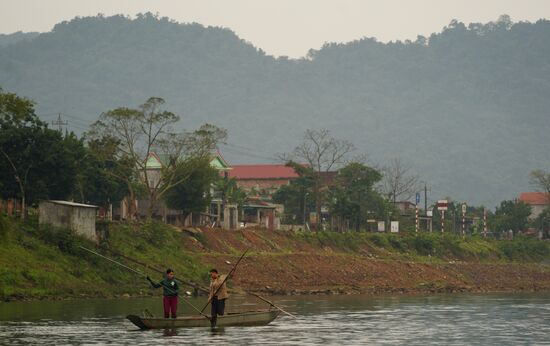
[1,88,549,237]
[0,89,229,221]
[2,14,550,206]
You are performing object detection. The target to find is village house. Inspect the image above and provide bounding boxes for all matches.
[394,201,416,214]
[518,192,549,220]
[117,149,233,227]
[228,164,300,199]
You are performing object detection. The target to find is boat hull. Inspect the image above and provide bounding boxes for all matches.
[127,310,280,329]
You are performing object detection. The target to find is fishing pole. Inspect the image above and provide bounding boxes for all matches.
[79,246,211,320]
[219,256,296,318]
[200,248,249,313]
[107,249,210,294]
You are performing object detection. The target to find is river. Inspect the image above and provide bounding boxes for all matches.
[0,293,549,345]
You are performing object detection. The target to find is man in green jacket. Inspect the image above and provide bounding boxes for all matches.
[147,269,179,318]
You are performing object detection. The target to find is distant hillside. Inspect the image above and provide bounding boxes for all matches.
[0,31,39,47]
[1,13,549,207]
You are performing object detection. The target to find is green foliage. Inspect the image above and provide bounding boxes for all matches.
[213,177,247,206]
[138,220,174,247]
[0,213,11,239]
[0,217,208,300]
[330,162,386,231]
[0,90,80,207]
[74,135,131,206]
[272,163,315,224]
[163,156,219,218]
[490,200,532,235]
[369,234,390,248]
[2,15,549,205]
[497,237,550,261]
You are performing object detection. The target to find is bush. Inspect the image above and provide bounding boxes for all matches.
[0,214,11,239]
[497,237,550,261]
[139,220,173,247]
[33,223,93,256]
[369,234,390,248]
[412,234,437,256]
[388,235,406,251]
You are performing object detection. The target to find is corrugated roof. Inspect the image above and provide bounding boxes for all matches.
[46,200,99,208]
[518,192,549,205]
[228,165,300,180]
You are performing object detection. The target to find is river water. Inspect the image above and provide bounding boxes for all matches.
[1,293,549,345]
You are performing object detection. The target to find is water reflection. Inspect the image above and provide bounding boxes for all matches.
[0,293,549,345]
[162,328,178,337]
[210,326,226,336]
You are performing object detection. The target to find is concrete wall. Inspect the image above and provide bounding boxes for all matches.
[236,179,291,195]
[530,204,547,220]
[39,201,97,242]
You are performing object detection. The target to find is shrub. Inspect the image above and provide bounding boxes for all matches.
[387,235,406,251]
[497,237,550,261]
[412,234,437,256]
[0,214,11,239]
[369,234,390,248]
[140,220,173,247]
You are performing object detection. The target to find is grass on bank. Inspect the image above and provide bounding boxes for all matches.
[1,212,550,301]
[291,229,550,262]
[0,215,209,301]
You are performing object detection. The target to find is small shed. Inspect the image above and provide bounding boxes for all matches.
[39,200,99,242]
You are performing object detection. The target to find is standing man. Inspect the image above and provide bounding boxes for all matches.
[147,268,179,319]
[208,268,229,327]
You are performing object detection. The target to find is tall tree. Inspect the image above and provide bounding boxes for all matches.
[380,158,420,204]
[330,162,384,231]
[282,129,354,229]
[89,100,227,219]
[72,135,133,208]
[272,162,316,224]
[163,156,219,221]
[90,97,180,218]
[490,200,532,235]
[530,170,550,202]
[0,90,77,219]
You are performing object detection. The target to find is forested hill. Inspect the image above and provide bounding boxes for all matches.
[1,14,549,207]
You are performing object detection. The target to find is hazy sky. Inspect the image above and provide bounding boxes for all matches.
[1,0,550,57]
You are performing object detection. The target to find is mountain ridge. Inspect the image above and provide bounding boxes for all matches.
[1,13,549,207]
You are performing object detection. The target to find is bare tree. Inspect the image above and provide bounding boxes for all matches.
[530,170,550,228]
[282,129,354,229]
[380,158,420,204]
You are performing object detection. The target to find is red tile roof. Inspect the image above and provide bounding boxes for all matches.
[228,164,300,180]
[519,192,549,205]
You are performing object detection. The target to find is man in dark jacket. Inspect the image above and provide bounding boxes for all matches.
[147,268,179,318]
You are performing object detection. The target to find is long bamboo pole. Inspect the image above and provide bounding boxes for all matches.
[79,246,210,320]
[200,248,249,313]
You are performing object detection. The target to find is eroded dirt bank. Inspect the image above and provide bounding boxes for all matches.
[186,228,550,296]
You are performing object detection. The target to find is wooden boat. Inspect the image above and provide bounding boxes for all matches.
[127,309,280,329]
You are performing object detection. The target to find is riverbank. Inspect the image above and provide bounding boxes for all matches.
[1,215,550,301]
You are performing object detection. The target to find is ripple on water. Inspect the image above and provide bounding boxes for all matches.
[1,294,550,345]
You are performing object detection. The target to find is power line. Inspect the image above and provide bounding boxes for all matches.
[51,113,68,132]
[220,143,281,162]
[220,146,280,163]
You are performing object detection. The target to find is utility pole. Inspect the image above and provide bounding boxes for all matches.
[424,184,428,214]
[415,204,419,233]
[461,203,466,237]
[52,113,68,132]
[441,210,445,233]
[483,208,487,238]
